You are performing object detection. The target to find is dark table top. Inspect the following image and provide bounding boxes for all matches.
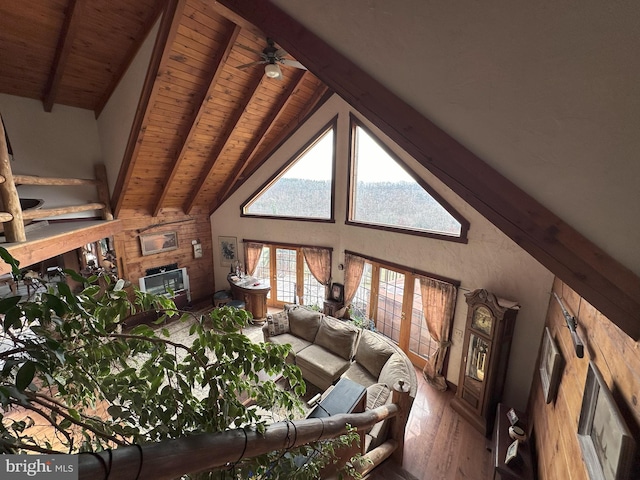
[307,378,366,419]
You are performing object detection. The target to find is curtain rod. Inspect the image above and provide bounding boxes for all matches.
[344,249,460,286]
[242,238,333,251]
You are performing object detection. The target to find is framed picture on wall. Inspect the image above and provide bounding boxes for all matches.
[577,362,635,480]
[539,327,562,404]
[140,231,178,256]
[218,236,237,266]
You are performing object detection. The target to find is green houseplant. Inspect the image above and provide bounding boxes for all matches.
[0,248,361,478]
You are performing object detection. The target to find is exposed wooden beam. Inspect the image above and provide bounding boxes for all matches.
[111,0,187,217]
[212,85,331,213]
[183,72,265,214]
[152,23,241,217]
[43,0,85,112]
[0,220,122,275]
[210,1,264,39]
[94,0,166,118]
[216,69,306,203]
[217,0,640,339]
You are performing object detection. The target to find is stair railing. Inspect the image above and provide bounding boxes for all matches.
[0,115,112,243]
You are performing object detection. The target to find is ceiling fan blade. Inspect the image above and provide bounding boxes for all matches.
[275,48,288,58]
[280,59,307,70]
[237,60,266,70]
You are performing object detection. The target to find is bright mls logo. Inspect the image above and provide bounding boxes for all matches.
[2,455,77,479]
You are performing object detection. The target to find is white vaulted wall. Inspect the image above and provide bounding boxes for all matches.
[210,94,554,410]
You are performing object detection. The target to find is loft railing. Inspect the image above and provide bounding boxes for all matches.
[78,382,413,480]
[0,115,112,243]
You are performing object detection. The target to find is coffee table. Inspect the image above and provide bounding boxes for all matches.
[307,378,366,418]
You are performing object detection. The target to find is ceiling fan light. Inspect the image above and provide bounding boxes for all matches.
[264,63,280,78]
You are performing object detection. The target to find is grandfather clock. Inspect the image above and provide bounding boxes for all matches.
[451,289,520,436]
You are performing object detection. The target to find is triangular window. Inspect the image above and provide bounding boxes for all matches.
[243,121,335,220]
[349,119,467,239]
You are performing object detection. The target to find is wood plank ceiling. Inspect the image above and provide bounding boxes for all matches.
[0,0,329,217]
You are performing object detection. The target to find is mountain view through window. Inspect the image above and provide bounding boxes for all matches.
[243,126,334,219]
[351,125,463,237]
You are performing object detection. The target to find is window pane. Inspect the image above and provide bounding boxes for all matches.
[352,125,462,236]
[301,261,324,309]
[244,128,334,219]
[351,262,372,321]
[276,248,296,303]
[376,268,404,344]
[254,247,271,299]
[409,278,437,360]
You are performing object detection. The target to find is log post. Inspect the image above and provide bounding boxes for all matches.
[94,164,113,220]
[0,115,25,242]
[389,379,412,465]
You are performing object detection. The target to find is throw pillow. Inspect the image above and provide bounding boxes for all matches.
[378,353,411,391]
[267,311,290,336]
[366,383,391,410]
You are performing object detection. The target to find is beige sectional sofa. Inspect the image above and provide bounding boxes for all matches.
[262,304,417,450]
[263,305,360,390]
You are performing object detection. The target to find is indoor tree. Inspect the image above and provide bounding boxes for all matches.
[0,248,360,478]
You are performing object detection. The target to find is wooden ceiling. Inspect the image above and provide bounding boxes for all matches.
[3,0,639,339]
[0,0,329,217]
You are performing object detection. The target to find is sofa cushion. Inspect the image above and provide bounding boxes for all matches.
[314,317,360,361]
[355,330,396,378]
[341,362,377,389]
[366,383,391,410]
[266,333,312,363]
[296,344,351,390]
[287,306,322,343]
[378,353,412,390]
[267,311,289,336]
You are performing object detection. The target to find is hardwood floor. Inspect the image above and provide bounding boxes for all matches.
[400,367,493,480]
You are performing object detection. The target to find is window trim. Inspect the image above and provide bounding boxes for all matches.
[347,114,469,243]
[241,117,338,223]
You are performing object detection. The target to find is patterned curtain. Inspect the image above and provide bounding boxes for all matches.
[301,247,331,285]
[244,242,264,276]
[343,253,365,308]
[420,277,457,391]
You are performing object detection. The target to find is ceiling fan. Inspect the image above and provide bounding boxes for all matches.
[236,38,307,80]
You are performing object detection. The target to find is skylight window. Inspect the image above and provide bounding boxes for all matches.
[243,122,335,220]
[349,121,466,239]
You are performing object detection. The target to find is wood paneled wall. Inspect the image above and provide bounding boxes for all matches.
[113,211,214,304]
[529,278,640,479]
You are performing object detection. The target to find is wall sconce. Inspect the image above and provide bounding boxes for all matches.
[553,292,584,358]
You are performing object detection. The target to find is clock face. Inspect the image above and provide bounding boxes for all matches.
[471,306,493,335]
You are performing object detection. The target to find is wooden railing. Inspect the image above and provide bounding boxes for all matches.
[78,382,413,480]
[0,115,112,243]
